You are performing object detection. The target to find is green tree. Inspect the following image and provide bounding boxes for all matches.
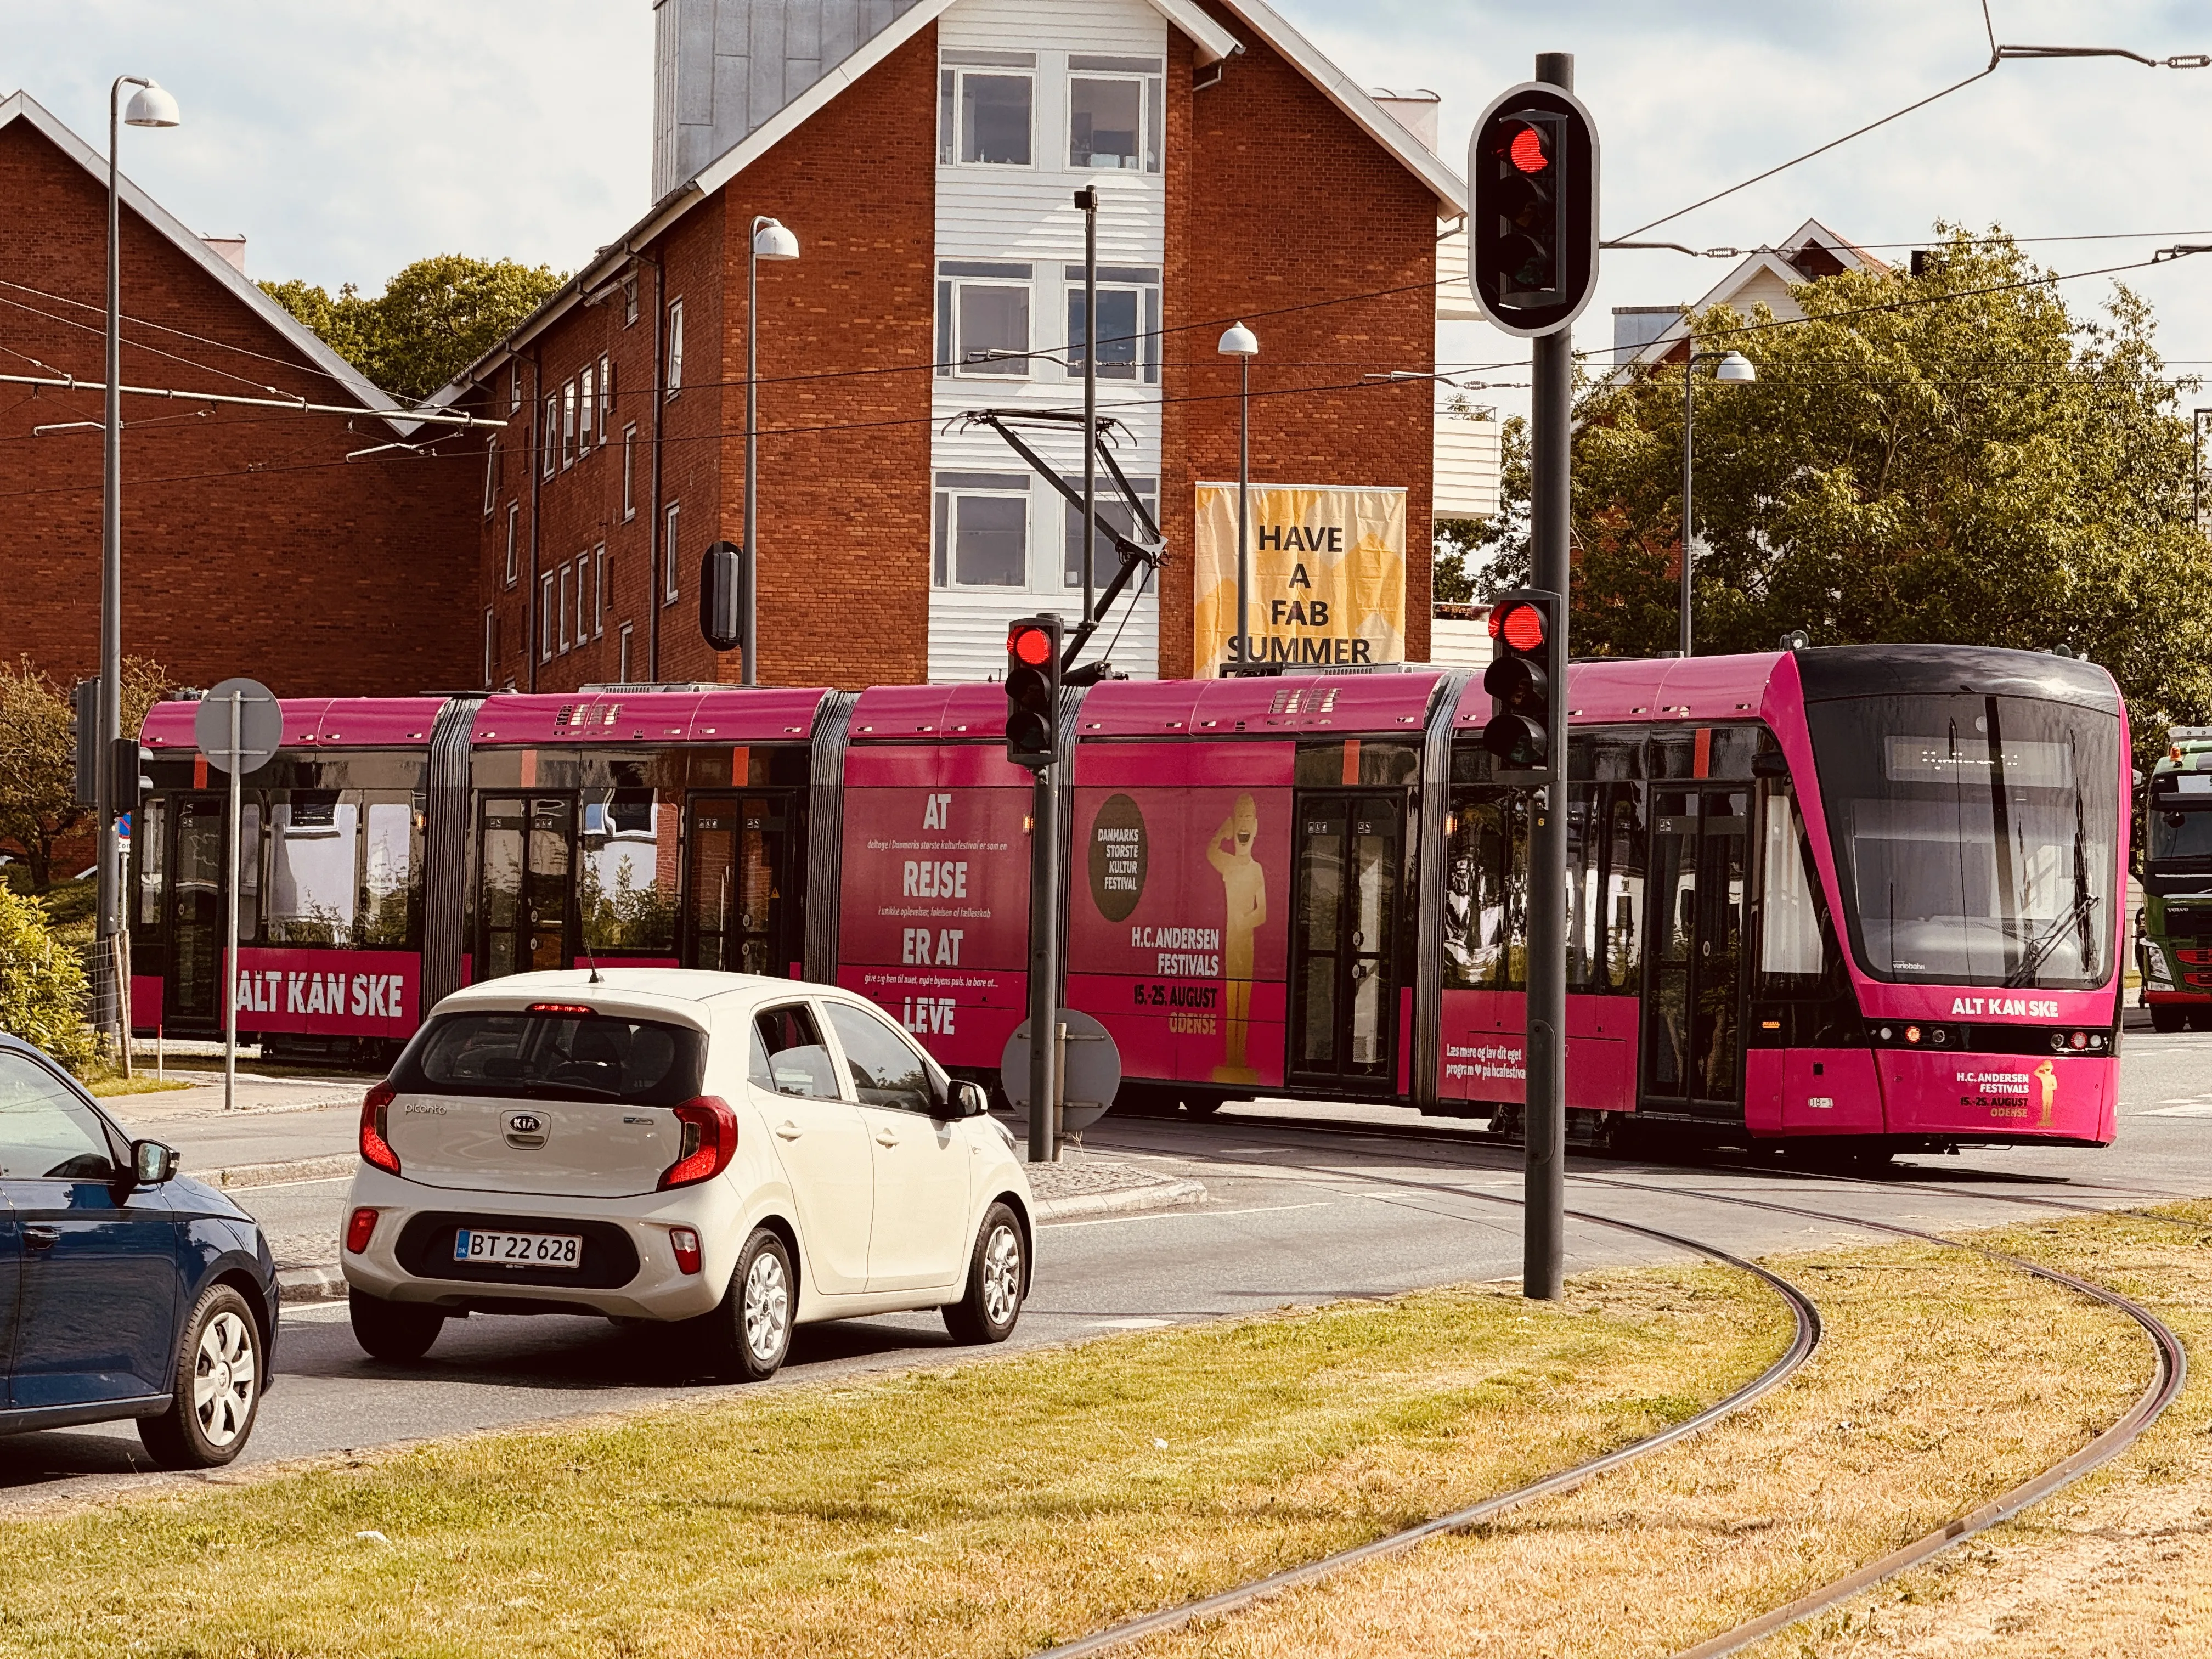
[1485,228,2212,759]
[263,254,566,403]
[0,883,99,1074]
[0,657,168,889]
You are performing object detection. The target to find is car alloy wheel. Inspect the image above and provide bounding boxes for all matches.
[742,1245,790,1366]
[194,1309,259,1447]
[980,1222,1022,1328]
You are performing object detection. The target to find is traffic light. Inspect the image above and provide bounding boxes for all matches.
[699,540,744,653]
[113,737,151,816]
[1468,83,1599,338]
[1005,615,1063,771]
[71,679,100,807]
[1482,590,1560,783]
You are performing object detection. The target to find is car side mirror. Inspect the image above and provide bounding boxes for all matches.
[945,1080,990,1120]
[131,1139,179,1186]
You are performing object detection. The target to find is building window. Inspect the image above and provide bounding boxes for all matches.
[932,474,1030,588]
[622,424,638,520]
[1070,77,1142,170]
[541,397,557,478]
[558,561,573,653]
[482,608,497,688]
[940,55,1035,166]
[504,503,520,588]
[598,354,613,444]
[562,380,578,468]
[509,365,522,413]
[936,263,1032,377]
[623,275,639,327]
[1063,481,1156,589]
[539,572,555,662]
[482,437,499,515]
[663,502,680,603]
[594,544,607,637]
[1064,268,1159,383]
[579,366,595,455]
[618,622,633,682]
[666,298,684,396]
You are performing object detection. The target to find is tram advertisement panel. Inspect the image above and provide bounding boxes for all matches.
[221,947,420,1037]
[1069,742,1292,1086]
[837,748,1031,1069]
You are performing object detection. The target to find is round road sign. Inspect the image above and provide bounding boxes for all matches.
[193,678,282,775]
[1000,1008,1122,1137]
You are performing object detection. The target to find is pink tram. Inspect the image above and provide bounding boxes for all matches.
[128,644,2128,1154]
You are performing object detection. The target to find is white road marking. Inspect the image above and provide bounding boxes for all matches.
[1043,1200,1333,1230]
[2144,1103,2212,1117]
[1088,1317,1175,1329]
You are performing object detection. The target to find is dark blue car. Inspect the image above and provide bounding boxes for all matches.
[0,1034,278,1468]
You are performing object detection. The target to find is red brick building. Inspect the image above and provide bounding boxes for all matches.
[0,91,479,698]
[433,0,1464,692]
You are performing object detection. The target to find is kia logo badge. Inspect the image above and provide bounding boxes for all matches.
[505,1111,548,1148]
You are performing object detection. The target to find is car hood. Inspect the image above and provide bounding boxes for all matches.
[166,1172,253,1223]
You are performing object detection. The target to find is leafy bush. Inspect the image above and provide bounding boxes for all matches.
[0,883,100,1074]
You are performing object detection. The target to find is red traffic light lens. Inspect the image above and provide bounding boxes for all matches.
[1509,126,1549,174]
[1010,627,1053,667]
[1498,602,1546,652]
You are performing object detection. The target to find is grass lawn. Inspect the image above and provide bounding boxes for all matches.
[0,1209,2182,1659]
[83,1074,199,1099]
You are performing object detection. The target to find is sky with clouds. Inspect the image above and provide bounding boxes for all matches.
[9,1,2212,414]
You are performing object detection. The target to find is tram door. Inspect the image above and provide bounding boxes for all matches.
[477,796,574,980]
[1640,789,1750,1115]
[1287,794,1403,1091]
[686,793,795,975]
[166,796,228,1023]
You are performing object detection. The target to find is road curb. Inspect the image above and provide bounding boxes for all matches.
[1035,1176,1206,1222]
[278,1264,349,1306]
[207,1153,356,1190]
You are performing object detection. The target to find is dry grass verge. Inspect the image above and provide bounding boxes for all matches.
[1122,1238,2144,1659]
[0,1266,1784,1658]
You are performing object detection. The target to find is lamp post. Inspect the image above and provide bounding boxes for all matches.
[743,215,799,686]
[1217,321,1259,675]
[99,74,180,1049]
[1678,347,1756,657]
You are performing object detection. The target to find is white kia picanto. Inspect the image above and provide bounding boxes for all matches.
[339,969,1033,1381]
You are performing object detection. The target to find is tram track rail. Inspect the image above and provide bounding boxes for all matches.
[1046,1114,2191,1658]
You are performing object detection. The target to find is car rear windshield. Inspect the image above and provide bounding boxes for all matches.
[392,1011,707,1106]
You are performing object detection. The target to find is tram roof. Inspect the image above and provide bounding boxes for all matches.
[1449,652,1794,732]
[141,696,448,751]
[469,687,832,745]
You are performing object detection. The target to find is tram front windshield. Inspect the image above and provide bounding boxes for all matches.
[1805,694,2119,990]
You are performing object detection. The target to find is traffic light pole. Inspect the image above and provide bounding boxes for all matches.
[1027,766,1060,1164]
[1523,49,1575,1302]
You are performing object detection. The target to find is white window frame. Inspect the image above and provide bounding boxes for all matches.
[938,266,1033,379]
[1063,269,1160,385]
[617,622,634,682]
[509,364,522,413]
[1067,72,1153,173]
[538,572,555,662]
[932,476,1032,590]
[504,503,520,588]
[663,502,681,603]
[558,560,573,653]
[541,396,557,478]
[622,275,639,327]
[482,607,497,687]
[578,365,595,456]
[939,57,1036,167]
[482,436,499,515]
[562,379,578,469]
[665,298,685,396]
[622,424,638,520]
[593,543,607,638]
[598,354,613,444]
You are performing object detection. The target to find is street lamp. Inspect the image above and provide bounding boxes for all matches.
[1218,321,1259,676]
[743,215,799,687]
[99,74,180,1052]
[1678,347,1755,658]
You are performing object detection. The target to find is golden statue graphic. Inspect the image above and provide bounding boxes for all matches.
[1209,793,1268,1082]
[2034,1058,2059,1128]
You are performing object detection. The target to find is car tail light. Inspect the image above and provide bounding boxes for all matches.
[360,1081,401,1175]
[527,1002,597,1015]
[346,1208,379,1254]
[670,1226,703,1275]
[659,1095,738,1189]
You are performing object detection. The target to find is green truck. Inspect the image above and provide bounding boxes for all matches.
[2140,725,2212,1030]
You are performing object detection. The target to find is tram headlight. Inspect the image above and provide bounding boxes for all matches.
[2050,1032,2069,1053]
[2070,1030,2089,1051]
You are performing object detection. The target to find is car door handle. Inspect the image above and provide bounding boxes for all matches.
[775,1121,803,1141]
[24,1224,59,1250]
[875,1129,899,1147]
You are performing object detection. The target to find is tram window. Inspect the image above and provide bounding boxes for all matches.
[580,787,678,955]
[358,799,420,947]
[1443,793,1527,991]
[266,794,360,944]
[1565,787,1599,990]
[135,795,166,927]
[1758,789,1824,980]
[1603,788,1645,992]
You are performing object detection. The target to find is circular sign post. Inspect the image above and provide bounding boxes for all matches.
[194,678,279,1111]
[1000,1009,1122,1147]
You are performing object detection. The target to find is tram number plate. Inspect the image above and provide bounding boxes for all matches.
[454,1228,582,1268]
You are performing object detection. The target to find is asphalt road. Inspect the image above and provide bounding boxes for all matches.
[8,1030,2210,1509]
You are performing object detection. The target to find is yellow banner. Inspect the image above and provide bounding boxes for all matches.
[1193,484,1406,675]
